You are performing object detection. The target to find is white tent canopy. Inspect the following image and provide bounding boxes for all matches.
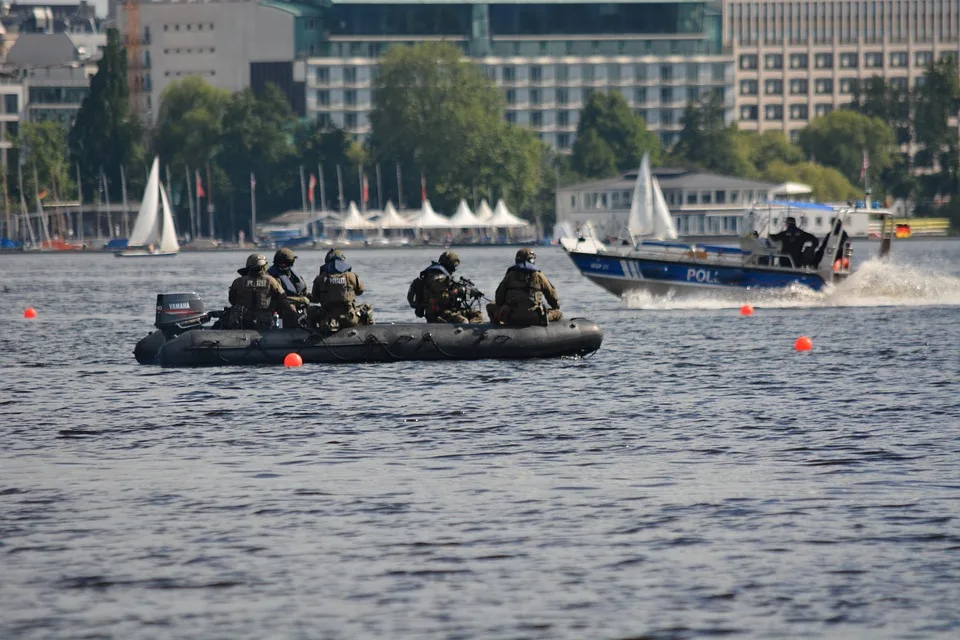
[376,201,412,229]
[475,199,494,223]
[449,199,485,228]
[407,199,452,229]
[487,199,530,228]
[342,201,375,230]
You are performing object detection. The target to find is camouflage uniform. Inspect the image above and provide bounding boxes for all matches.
[418,251,483,324]
[226,254,290,330]
[267,247,311,327]
[310,250,373,331]
[487,248,562,326]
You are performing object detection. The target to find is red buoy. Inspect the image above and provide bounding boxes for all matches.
[24,307,37,319]
[284,353,303,367]
[795,336,813,351]
[740,304,754,316]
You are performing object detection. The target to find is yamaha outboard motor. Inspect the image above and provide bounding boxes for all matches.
[155,292,210,338]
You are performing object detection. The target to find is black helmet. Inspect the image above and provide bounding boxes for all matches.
[516,248,536,264]
[785,217,797,226]
[439,251,460,271]
[274,248,296,266]
[246,253,268,270]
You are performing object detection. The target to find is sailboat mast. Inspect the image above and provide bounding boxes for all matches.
[121,165,130,238]
[76,163,83,245]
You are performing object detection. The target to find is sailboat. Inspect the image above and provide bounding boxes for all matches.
[116,157,180,258]
[560,153,896,298]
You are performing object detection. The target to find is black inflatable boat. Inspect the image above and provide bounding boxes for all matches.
[134,293,603,367]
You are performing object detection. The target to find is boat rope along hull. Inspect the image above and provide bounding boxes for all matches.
[566,250,827,298]
[134,319,603,367]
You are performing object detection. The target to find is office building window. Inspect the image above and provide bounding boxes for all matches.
[583,65,595,82]
[4,94,18,114]
[634,65,647,81]
[558,133,570,149]
[890,52,908,68]
[790,79,808,95]
[634,87,647,104]
[814,53,834,68]
[814,79,834,94]
[765,79,783,95]
[864,52,883,68]
[765,105,783,121]
[740,80,758,96]
[316,90,329,106]
[556,88,568,105]
[712,63,725,82]
[531,111,543,126]
[789,53,809,69]
[344,113,357,129]
[660,65,673,81]
[530,66,542,84]
[316,67,329,84]
[839,53,858,68]
[345,90,356,106]
[503,66,515,82]
[555,65,568,82]
[789,104,809,120]
[890,77,909,90]
[686,86,699,103]
[343,67,357,83]
[660,87,673,103]
[634,108,648,122]
[530,89,541,105]
[764,54,783,70]
[539,41,548,55]
[685,62,698,80]
[840,78,859,94]
[740,105,758,120]
[660,109,674,126]
[506,90,516,104]
[739,54,757,70]
[558,110,569,128]
[607,63,620,82]
[815,103,834,117]
[916,51,933,67]
[505,111,517,123]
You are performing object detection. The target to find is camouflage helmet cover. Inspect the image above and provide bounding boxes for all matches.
[516,248,536,263]
[439,251,460,269]
[274,248,297,265]
[246,253,268,269]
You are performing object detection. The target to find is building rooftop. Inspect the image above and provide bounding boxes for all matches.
[561,168,778,193]
[5,32,80,67]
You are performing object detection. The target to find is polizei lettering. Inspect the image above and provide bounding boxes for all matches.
[687,268,719,284]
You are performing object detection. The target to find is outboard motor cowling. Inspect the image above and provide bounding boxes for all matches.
[156,292,208,338]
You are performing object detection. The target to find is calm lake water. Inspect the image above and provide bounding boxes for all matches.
[1,240,959,639]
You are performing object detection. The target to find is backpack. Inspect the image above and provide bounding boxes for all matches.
[407,276,425,317]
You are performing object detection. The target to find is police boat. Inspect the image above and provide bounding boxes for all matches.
[560,202,897,299]
[134,293,603,367]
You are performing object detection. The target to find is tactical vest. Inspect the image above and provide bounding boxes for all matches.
[504,268,542,308]
[236,275,275,311]
[269,266,307,297]
[320,273,356,304]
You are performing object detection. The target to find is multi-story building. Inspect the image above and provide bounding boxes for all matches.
[306,0,734,150]
[725,0,960,139]
[119,0,324,116]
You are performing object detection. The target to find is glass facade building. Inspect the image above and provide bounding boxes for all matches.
[305,1,734,149]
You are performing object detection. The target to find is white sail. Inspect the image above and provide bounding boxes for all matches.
[128,157,160,247]
[625,152,654,238]
[158,181,180,253]
[651,176,678,240]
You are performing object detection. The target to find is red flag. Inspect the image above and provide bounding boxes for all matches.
[860,149,869,182]
[421,173,427,204]
[362,174,369,205]
[308,174,317,203]
[196,171,205,198]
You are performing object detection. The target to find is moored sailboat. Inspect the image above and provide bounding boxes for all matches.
[116,158,180,258]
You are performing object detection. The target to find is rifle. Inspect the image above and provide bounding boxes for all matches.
[452,276,488,310]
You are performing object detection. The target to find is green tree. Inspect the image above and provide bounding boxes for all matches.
[16,121,73,202]
[912,59,960,202]
[743,130,805,172]
[68,28,141,201]
[797,110,896,192]
[571,91,661,177]
[368,42,544,215]
[849,76,913,146]
[761,160,862,202]
[673,94,755,177]
[154,76,231,176]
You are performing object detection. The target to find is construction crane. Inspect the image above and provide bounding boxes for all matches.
[124,0,144,115]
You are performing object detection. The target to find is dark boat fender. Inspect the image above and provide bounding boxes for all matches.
[135,319,603,367]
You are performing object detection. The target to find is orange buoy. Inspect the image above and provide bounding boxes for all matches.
[284,353,303,368]
[795,336,813,351]
[833,259,842,273]
[740,304,754,316]
[841,257,850,269]
[24,307,37,319]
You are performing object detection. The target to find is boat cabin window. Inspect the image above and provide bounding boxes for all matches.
[815,216,823,227]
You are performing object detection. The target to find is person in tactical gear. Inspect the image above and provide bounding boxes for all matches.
[268,247,311,326]
[487,248,562,326]
[225,254,292,329]
[770,217,819,268]
[409,251,483,324]
[310,249,373,331]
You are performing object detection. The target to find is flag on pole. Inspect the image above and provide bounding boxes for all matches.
[860,149,869,182]
[362,174,369,206]
[308,174,317,203]
[196,171,205,198]
[421,172,427,204]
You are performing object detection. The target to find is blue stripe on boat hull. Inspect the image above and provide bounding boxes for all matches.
[567,251,826,297]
